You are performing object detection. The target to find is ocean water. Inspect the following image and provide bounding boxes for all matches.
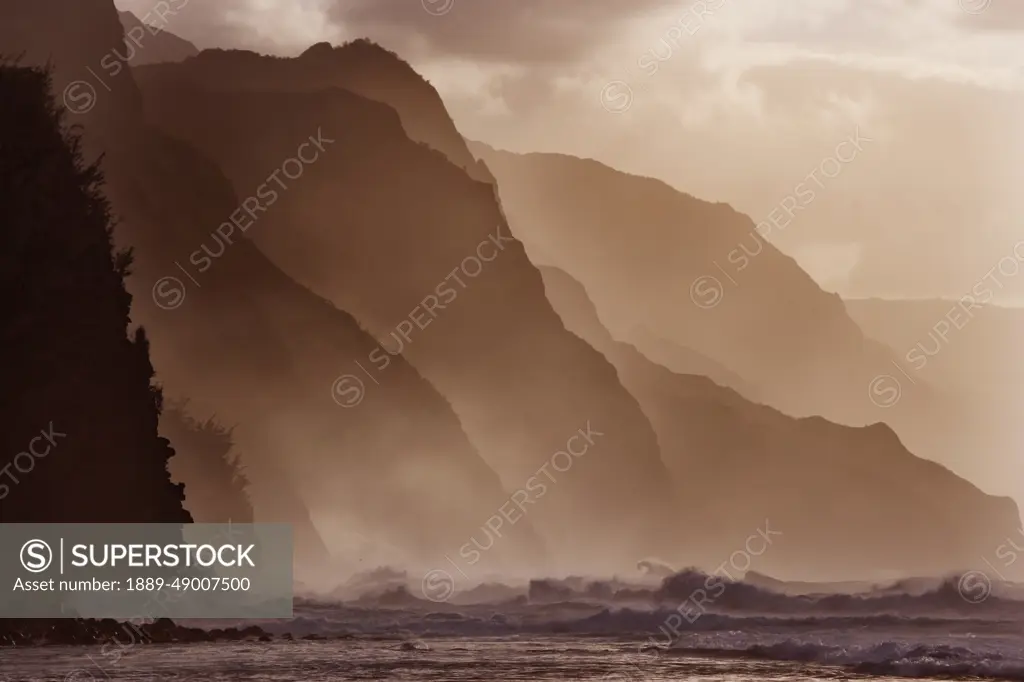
[5,570,1024,681]
[0,638,959,681]
[5,625,1024,681]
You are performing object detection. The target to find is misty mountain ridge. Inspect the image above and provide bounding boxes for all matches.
[470,141,1009,521]
[143,39,492,183]
[5,4,1024,680]
[538,264,1020,579]
[0,0,1017,585]
[132,38,1020,577]
[845,296,1024,503]
[1,0,548,579]
[117,10,198,65]
[133,57,683,572]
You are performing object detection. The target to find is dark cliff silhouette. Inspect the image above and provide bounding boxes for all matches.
[134,53,681,570]
[160,400,253,524]
[538,264,1020,579]
[1,0,547,576]
[0,63,189,524]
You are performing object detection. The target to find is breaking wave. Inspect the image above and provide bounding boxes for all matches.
[666,640,1024,681]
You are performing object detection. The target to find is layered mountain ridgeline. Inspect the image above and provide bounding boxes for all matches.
[845,298,1024,502]
[143,41,491,182]
[118,11,199,66]
[143,42,940,447]
[98,127,546,575]
[131,63,681,571]
[538,265,1022,580]
[471,144,993,502]
[845,299,1024,398]
[2,0,547,576]
[0,0,143,131]
[615,324,761,401]
[0,63,188,524]
[470,144,905,421]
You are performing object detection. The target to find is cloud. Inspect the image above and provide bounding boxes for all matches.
[957,1,1024,32]
[116,0,684,61]
[329,0,680,65]
[431,6,1024,299]
[114,0,342,54]
[112,0,1024,302]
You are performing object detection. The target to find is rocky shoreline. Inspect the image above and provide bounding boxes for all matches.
[0,618,280,646]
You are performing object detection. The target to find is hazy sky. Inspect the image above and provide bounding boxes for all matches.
[115,0,1024,301]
